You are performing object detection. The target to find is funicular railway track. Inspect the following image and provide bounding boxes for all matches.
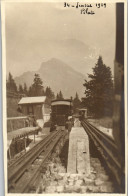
[8,128,66,193]
[82,120,125,192]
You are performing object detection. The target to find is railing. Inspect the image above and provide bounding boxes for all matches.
[82,119,125,193]
[8,128,66,193]
[7,116,28,132]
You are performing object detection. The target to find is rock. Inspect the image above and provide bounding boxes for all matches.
[97,166,105,173]
[93,162,101,168]
[54,157,61,163]
[52,157,55,162]
[58,166,66,173]
[55,173,63,181]
[85,186,93,193]
[45,171,50,178]
[58,173,66,177]
[73,185,82,193]
[41,173,45,179]
[45,186,56,193]
[100,185,114,193]
[57,180,65,186]
[61,168,66,173]
[65,173,70,178]
[63,175,68,182]
[70,173,78,178]
[88,173,96,180]
[78,174,85,180]
[95,178,104,186]
[50,181,58,186]
[53,167,58,172]
[68,178,74,182]
[83,177,94,185]
[44,180,51,186]
[80,186,87,193]
[49,163,54,168]
[56,186,64,193]
[92,170,97,174]
[37,184,45,193]
[90,166,95,172]
[49,163,55,173]
[74,175,79,181]
[68,179,74,186]
[103,181,113,187]
[94,159,101,164]
[64,185,74,193]
[69,174,78,180]
[68,176,78,181]
[50,172,55,176]
[87,185,100,193]
[68,182,74,186]
[98,173,109,181]
[64,185,81,193]
[74,179,84,186]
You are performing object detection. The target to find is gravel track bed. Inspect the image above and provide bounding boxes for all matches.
[36,138,115,193]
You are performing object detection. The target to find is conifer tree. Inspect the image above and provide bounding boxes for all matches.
[45,86,55,105]
[58,90,63,99]
[29,74,44,96]
[56,93,59,100]
[73,92,81,112]
[45,86,55,99]
[6,72,17,92]
[18,84,24,94]
[23,83,28,95]
[82,56,113,117]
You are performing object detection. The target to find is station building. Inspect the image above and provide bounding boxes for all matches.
[18,96,50,125]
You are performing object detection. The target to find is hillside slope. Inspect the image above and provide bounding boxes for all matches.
[15,58,86,98]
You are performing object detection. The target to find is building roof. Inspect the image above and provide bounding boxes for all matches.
[51,99,72,103]
[78,108,87,111]
[18,96,46,105]
[51,100,72,106]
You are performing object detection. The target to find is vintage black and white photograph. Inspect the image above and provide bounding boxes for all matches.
[1,0,127,195]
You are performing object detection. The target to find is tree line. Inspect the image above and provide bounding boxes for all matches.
[7,55,113,117]
[6,73,81,108]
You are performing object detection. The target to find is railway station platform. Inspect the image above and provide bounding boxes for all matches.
[67,118,90,175]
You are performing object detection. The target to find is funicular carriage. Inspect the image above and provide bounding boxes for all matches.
[50,99,73,131]
[78,108,87,119]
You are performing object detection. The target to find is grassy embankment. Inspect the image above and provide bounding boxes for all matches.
[88,117,113,129]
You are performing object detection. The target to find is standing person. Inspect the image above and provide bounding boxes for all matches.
[81,111,85,121]
[25,118,30,127]
[65,119,69,133]
[65,117,72,133]
[33,117,37,127]
[79,111,84,126]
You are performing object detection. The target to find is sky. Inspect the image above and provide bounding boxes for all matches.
[4,1,116,77]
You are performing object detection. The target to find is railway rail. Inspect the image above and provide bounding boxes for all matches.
[82,119,125,193]
[8,127,67,193]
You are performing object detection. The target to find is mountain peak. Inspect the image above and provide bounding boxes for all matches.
[15,59,85,98]
[40,58,69,70]
[46,58,64,64]
[50,57,59,62]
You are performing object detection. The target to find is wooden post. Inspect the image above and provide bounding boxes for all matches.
[24,119,25,127]
[24,136,26,152]
[42,104,45,122]
[8,145,11,160]
[34,132,35,143]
